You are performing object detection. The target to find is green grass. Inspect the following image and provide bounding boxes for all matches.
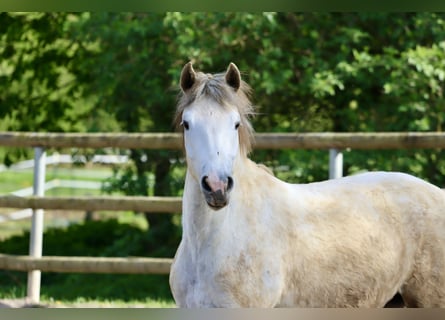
[0,170,34,193]
[42,297,176,308]
[46,166,114,181]
[45,187,103,197]
[0,285,176,307]
[0,272,176,308]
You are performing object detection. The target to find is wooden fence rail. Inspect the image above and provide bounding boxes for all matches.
[254,132,445,150]
[0,132,182,149]
[2,131,445,149]
[0,254,172,274]
[0,195,182,212]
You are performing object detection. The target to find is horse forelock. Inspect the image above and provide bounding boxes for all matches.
[174,71,255,155]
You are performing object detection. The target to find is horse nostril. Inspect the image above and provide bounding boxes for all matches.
[201,176,212,192]
[201,176,234,193]
[227,176,234,191]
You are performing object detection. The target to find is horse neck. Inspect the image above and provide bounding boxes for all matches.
[181,169,213,242]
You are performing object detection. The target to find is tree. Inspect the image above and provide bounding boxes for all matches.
[0,12,92,164]
[160,13,445,184]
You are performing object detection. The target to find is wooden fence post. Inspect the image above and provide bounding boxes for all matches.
[26,147,46,304]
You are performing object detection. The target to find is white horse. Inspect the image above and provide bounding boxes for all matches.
[169,62,445,307]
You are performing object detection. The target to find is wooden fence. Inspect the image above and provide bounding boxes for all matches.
[2,131,445,149]
[0,195,182,212]
[1,131,445,303]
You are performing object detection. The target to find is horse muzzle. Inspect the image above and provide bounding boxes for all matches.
[201,175,234,210]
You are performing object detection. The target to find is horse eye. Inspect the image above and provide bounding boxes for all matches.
[235,122,240,130]
[182,121,190,130]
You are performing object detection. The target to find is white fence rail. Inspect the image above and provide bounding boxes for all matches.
[0,154,129,172]
[1,131,445,303]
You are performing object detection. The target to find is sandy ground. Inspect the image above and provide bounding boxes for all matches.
[0,298,45,308]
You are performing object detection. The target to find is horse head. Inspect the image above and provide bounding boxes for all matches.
[176,62,254,210]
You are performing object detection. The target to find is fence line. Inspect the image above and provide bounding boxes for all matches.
[2,131,445,149]
[0,254,172,274]
[0,209,33,223]
[10,179,102,198]
[0,195,182,212]
[0,154,129,172]
[253,132,445,149]
[1,179,105,224]
[0,132,182,149]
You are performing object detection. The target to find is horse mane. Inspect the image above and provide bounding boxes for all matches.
[174,69,256,156]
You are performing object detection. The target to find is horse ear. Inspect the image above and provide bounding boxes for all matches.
[225,62,241,91]
[180,62,196,92]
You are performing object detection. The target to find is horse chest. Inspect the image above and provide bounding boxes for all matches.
[173,238,283,307]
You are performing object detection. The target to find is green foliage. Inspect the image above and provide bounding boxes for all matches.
[103,164,154,196]
[0,219,177,258]
[0,13,91,131]
[0,12,93,164]
[3,12,445,182]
